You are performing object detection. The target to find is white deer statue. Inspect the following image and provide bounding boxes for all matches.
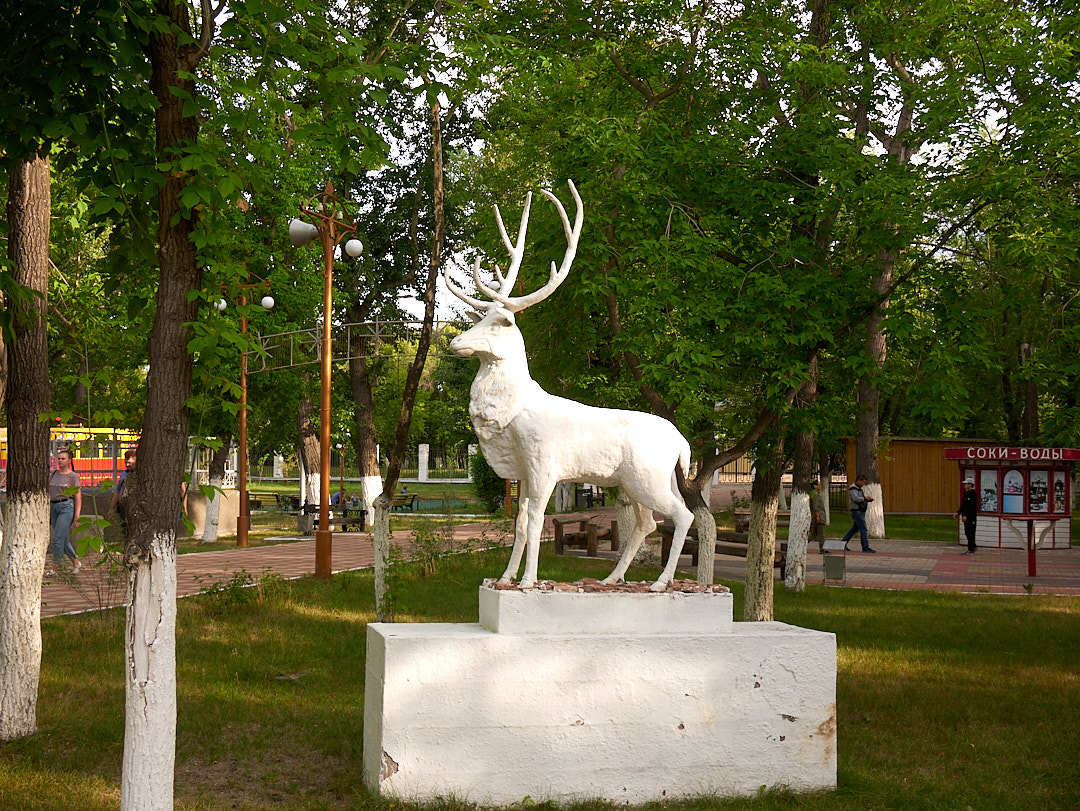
[444,180,695,591]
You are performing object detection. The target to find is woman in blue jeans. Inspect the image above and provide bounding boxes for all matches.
[48,448,83,573]
[840,473,876,553]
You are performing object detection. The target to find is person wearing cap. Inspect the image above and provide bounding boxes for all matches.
[954,478,979,554]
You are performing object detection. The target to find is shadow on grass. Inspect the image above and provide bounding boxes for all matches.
[7,546,1078,809]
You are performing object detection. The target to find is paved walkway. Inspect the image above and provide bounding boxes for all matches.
[41,513,1080,617]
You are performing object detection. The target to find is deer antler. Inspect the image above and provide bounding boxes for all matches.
[444,180,583,314]
[490,180,582,313]
[443,259,490,312]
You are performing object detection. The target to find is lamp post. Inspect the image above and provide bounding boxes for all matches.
[290,181,363,579]
[216,288,275,548]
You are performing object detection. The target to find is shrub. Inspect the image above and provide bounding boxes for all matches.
[470,450,505,512]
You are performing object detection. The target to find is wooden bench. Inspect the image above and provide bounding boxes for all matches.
[275,493,301,514]
[658,520,786,579]
[573,485,606,509]
[552,516,620,556]
[391,493,418,512]
[733,509,790,533]
[328,507,367,532]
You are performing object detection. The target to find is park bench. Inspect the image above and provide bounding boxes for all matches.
[573,485,607,509]
[329,507,367,532]
[296,503,367,533]
[733,508,790,533]
[391,492,418,512]
[657,520,786,579]
[275,493,301,514]
[552,516,620,557]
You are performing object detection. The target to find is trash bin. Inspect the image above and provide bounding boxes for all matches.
[822,539,846,583]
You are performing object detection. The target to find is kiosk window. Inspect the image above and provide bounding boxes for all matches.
[979,469,998,513]
[1002,469,1025,514]
[1029,470,1048,513]
[1053,471,1067,514]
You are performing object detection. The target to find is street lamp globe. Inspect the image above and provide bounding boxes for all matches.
[344,238,364,258]
[215,298,227,312]
[261,295,275,310]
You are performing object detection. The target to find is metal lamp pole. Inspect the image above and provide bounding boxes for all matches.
[217,286,275,549]
[294,181,362,579]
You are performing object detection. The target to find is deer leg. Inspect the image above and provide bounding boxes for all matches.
[651,502,694,591]
[519,480,556,588]
[602,500,655,584]
[498,485,530,584]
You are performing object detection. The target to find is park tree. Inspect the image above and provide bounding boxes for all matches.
[0,154,51,741]
[0,0,150,741]
[451,0,1079,611]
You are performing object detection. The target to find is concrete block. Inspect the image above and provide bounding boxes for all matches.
[478,581,733,635]
[364,589,836,804]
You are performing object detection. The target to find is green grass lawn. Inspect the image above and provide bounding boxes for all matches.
[2,546,1078,809]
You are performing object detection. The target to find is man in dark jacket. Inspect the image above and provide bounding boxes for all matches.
[954,478,979,554]
[840,473,875,553]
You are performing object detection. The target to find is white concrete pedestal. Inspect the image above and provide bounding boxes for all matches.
[363,583,836,804]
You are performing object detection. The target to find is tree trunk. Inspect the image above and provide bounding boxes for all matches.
[201,435,232,542]
[121,3,209,806]
[1020,343,1039,441]
[374,90,445,621]
[297,393,321,505]
[675,472,715,585]
[818,444,833,526]
[745,434,784,621]
[349,353,383,516]
[0,153,51,741]
[786,359,818,592]
[856,251,893,539]
[372,493,392,621]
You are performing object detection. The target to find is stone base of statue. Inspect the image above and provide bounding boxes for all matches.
[362,581,836,804]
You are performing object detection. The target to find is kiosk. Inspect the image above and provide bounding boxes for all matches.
[944,446,1077,575]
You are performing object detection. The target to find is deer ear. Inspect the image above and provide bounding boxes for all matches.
[466,310,483,324]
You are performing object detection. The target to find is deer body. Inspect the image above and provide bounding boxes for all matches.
[446,181,694,590]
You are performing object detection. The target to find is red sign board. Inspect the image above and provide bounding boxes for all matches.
[944,447,1080,461]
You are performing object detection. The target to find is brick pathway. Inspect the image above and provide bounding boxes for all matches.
[41,512,1080,618]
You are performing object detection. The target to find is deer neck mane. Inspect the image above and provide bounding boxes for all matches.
[470,355,536,432]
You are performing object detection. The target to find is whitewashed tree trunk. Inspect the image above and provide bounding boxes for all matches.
[305,471,321,506]
[777,482,788,510]
[694,505,716,585]
[121,535,177,811]
[359,474,383,518]
[785,489,810,592]
[553,481,573,513]
[864,482,885,538]
[0,494,49,740]
[820,468,832,526]
[201,490,221,542]
[373,495,391,621]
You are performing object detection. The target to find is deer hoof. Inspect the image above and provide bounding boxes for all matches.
[600,575,621,586]
[649,579,669,593]
[497,576,513,585]
[519,578,537,589]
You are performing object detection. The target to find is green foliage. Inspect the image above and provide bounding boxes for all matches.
[470,450,505,512]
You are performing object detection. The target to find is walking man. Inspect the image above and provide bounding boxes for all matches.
[954,478,978,554]
[840,473,875,553]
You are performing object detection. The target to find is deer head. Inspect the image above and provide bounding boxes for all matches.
[445,181,583,362]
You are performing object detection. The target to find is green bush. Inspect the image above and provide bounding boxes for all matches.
[470,450,505,512]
